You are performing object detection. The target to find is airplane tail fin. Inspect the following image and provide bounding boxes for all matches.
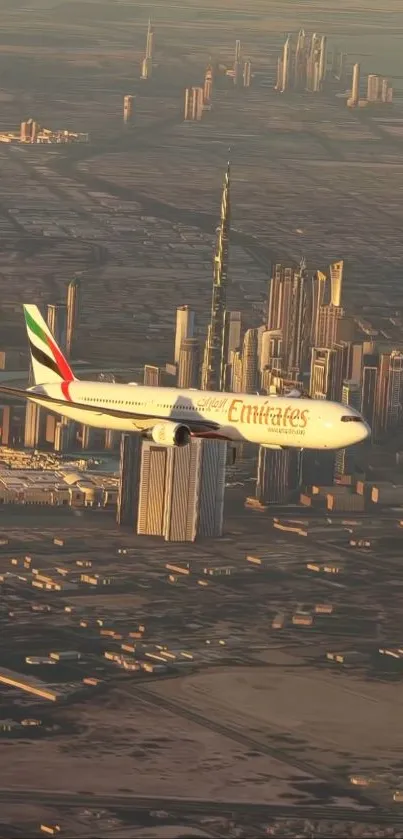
[23,304,75,385]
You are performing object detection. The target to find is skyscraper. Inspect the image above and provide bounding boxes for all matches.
[229,350,243,393]
[267,261,311,375]
[335,380,362,477]
[117,433,142,527]
[260,329,283,376]
[349,342,364,385]
[243,60,252,88]
[306,33,322,92]
[256,447,293,504]
[294,29,307,90]
[201,162,230,392]
[288,259,310,374]
[367,74,381,102]
[310,348,330,399]
[174,305,195,364]
[137,444,167,536]
[144,365,160,387]
[280,35,292,92]
[267,264,284,330]
[280,268,294,370]
[54,417,75,453]
[331,48,345,81]
[311,270,327,346]
[81,425,98,450]
[45,414,56,446]
[361,356,378,429]
[386,351,403,430]
[318,35,327,85]
[276,30,327,94]
[164,439,226,541]
[310,346,345,401]
[268,264,294,364]
[20,121,29,142]
[348,63,360,107]
[275,57,283,92]
[343,379,362,419]
[184,87,204,121]
[141,19,154,80]
[330,260,343,307]
[22,119,38,143]
[66,276,80,359]
[104,429,119,450]
[24,401,46,448]
[0,405,10,446]
[123,95,135,124]
[203,65,213,104]
[317,303,344,349]
[381,78,393,103]
[178,338,200,388]
[372,352,390,439]
[337,53,346,82]
[256,325,267,373]
[241,328,258,394]
[47,303,67,352]
[137,439,226,541]
[226,311,241,362]
[233,39,242,86]
[301,449,335,488]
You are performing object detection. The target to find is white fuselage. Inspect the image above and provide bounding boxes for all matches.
[29,381,370,450]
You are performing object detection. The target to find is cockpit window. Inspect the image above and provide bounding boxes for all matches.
[341,415,362,423]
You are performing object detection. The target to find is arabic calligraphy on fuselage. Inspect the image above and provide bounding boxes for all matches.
[195,396,309,431]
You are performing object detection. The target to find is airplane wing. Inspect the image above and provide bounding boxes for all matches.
[0,385,221,433]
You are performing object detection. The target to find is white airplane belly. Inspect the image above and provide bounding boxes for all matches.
[217,423,244,442]
[237,420,306,448]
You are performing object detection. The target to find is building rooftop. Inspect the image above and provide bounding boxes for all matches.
[0,468,118,493]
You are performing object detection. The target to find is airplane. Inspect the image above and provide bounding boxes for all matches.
[0,305,370,452]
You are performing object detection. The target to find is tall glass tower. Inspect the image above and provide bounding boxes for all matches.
[201,162,231,392]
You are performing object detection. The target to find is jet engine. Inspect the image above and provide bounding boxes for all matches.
[149,422,191,447]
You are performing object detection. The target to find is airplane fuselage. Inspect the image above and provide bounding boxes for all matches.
[28,381,370,450]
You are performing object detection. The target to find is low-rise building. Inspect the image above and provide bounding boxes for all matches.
[0,459,119,509]
[49,651,81,662]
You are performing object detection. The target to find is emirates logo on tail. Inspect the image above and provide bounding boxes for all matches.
[24,306,74,383]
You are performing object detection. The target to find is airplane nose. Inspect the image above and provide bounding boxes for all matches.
[354,420,371,443]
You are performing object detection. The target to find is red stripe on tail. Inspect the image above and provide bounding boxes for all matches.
[46,336,74,382]
[61,381,72,402]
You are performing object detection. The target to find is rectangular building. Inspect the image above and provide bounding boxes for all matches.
[123,95,135,124]
[47,303,67,352]
[256,447,299,504]
[184,87,204,121]
[117,433,142,528]
[144,365,160,387]
[137,443,167,535]
[138,439,226,541]
[24,401,46,449]
[0,667,60,701]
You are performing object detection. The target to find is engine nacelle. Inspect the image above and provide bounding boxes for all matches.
[149,422,191,447]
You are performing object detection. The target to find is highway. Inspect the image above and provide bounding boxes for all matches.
[0,788,401,824]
